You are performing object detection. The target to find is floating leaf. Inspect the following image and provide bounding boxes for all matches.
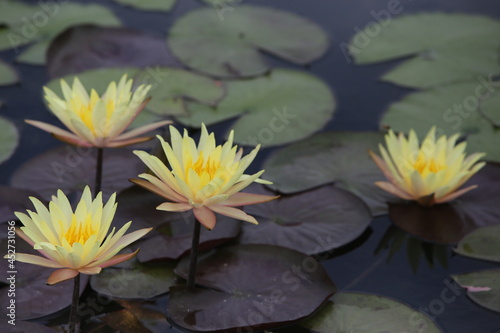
[452,269,500,313]
[480,90,500,126]
[263,131,391,215]
[177,69,335,147]
[302,292,442,332]
[200,0,242,6]
[389,163,500,244]
[170,244,336,332]
[45,67,224,117]
[0,1,121,65]
[349,13,500,88]
[380,82,500,162]
[239,185,372,255]
[168,5,329,78]
[0,116,19,165]
[455,225,500,263]
[113,186,240,261]
[0,61,18,86]
[0,186,40,223]
[11,146,143,201]
[90,259,177,299]
[47,25,181,78]
[112,0,176,12]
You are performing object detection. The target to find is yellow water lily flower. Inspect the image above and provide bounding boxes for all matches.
[131,124,278,230]
[369,127,486,206]
[9,186,151,285]
[26,74,170,147]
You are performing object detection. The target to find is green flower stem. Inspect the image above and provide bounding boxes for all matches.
[95,147,104,195]
[187,220,201,289]
[68,273,80,333]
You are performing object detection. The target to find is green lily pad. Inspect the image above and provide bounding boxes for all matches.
[349,13,500,88]
[45,67,224,117]
[455,225,500,263]
[0,61,18,86]
[452,269,500,314]
[47,25,181,78]
[0,116,19,165]
[389,163,500,244]
[111,0,176,12]
[201,0,242,6]
[480,89,500,126]
[0,1,121,65]
[10,146,143,201]
[302,292,442,333]
[168,5,329,78]
[170,244,336,332]
[380,82,500,162]
[113,186,240,261]
[90,259,177,299]
[262,131,392,215]
[239,185,372,255]
[177,69,335,147]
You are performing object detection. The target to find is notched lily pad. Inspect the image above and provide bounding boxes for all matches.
[452,269,500,314]
[239,185,372,255]
[302,292,442,332]
[47,25,181,78]
[177,69,335,147]
[349,13,500,88]
[263,131,391,215]
[111,0,177,12]
[168,5,329,78]
[389,163,500,244]
[170,244,336,332]
[0,61,19,86]
[0,1,121,64]
[90,258,177,299]
[11,146,143,201]
[455,225,500,263]
[114,186,240,261]
[45,67,225,117]
[0,116,19,165]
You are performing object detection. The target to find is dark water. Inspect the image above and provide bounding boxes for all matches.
[1,0,500,332]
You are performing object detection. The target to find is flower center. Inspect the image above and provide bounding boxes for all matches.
[413,151,445,175]
[63,214,98,246]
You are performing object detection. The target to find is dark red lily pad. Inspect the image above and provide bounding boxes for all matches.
[0,186,40,223]
[240,185,372,255]
[389,163,500,244]
[114,186,240,262]
[11,146,143,201]
[169,244,336,332]
[47,25,181,78]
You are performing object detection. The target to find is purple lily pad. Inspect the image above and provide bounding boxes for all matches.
[47,25,180,78]
[169,244,336,332]
[240,185,372,255]
[0,186,40,223]
[11,146,143,201]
